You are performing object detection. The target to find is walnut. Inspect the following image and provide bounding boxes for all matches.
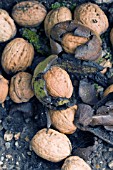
[74,2,109,35]
[9,72,34,103]
[104,84,113,97]
[31,128,72,162]
[0,9,16,42]
[12,1,47,27]
[44,7,72,37]
[43,66,73,98]
[0,75,8,103]
[49,105,77,134]
[1,38,34,74]
[110,28,113,46]
[61,156,91,170]
[62,33,88,54]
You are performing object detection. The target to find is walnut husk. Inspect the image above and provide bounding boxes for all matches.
[49,105,77,134]
[61,156,91,170]
[44,66,73,98]
[74,2,109,35]
[31,128,72,162]
[0,75,8,103]
[1,38,34,74]
[12,1,47,27]
[9,72,34,103]
[44,7,72,37]
[0,9,16,42]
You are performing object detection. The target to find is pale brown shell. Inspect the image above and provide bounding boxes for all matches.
[110,28,113,46]
[12,1,47,27]
[104,84,113,97]
[0,75,8,103]
[61,156,91,170]
[44,66,73,98]
[1,38,34,74]
[74,2,109,35]
[0,9,16,42]
[49,105,77,134]
[31,128,72,162]
[9,72,34,103]
[44,7,72,37]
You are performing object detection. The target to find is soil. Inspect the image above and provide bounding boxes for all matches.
[0,0,113,170]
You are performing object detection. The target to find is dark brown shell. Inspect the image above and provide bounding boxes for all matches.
[50,20,102,61]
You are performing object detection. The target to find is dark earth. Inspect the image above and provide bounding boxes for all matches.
[1,0,113,170]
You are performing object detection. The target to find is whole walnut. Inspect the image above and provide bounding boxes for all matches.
[0,75,8,103]
[12,1,47,27]
[44,7,72,37]
[0,9,16,42]
[104,84,113,97]
[74,3,109,35]
[62,33,88,54]
[61,156,91,170]
[1,38,34,74]
[49,105,77,134]
[44,66,73,98]
[31,128,72,162]
[110,28,113,46]
[9,72,34,103]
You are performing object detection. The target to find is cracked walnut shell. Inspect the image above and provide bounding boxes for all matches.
[1,38,34,74]
[9,72,34,103]
[0,9,16,42]
[12,1,47,27]
[49,105,77,134]
[0,75,8,103]
[74,2,109,35]
[44,7,72,37]
[44,66,73,98]
[31,128,72,162]
[61,156,91,170]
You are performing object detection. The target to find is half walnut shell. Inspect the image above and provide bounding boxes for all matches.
[10,72,34,103]
[50,20,102,61]
[0,75,8,103]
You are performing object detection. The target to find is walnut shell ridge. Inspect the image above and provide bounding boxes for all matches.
[1,38,34,74]
[0,9,16,42]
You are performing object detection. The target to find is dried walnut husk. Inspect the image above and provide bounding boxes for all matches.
[0,75,8,103]
[49,105,77,134]
[1,38,34,74]
[44,7,72,37]
[50,21,102,61]
[0,9,16,42]
[10,72,34,103]
[31,128,72,162]
[61,156,91,170]
[74,2,109,35]
[12,1,47,27]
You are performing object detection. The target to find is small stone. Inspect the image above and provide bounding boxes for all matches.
[5,142,10,149]
[108,160,113,169]
[4,131,13,141]
[15,141,19,148]
[0,161,3,166]
[27,152,31,156]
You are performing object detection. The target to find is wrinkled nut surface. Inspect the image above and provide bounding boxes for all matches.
[62,33,88,54]
[61,156,91,170]
[1,38,34,74]
[44,7,72,37]
[10,72,34,103]
[50,21,102,61]
[44,66,73,98]
[104,84,113,97]
[110,28,113,46]
[12,1,47,27]
[31,128,72,162]
[49,105,77,134]
[74,2,109,35]
[0,75,8,103]
[0,9,16,42]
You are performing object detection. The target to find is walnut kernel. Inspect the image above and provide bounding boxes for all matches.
[9,72,34,103]
[31,128,72,162]
[1,38,34,74]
